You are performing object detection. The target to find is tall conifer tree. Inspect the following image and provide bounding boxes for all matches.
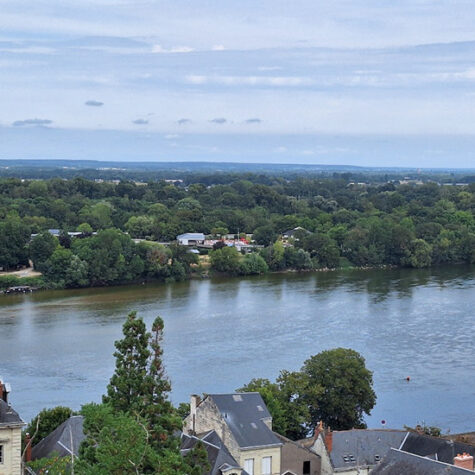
[103,312,181,451]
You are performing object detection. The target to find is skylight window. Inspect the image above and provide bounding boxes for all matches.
[251,422,258,429]
[257,405,264,411]
[232,394,243,402]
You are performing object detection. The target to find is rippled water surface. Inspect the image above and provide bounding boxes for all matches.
[1,266,474,431]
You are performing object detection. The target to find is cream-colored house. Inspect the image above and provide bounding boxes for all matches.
[0,381,25,475]
[184,393,283,475]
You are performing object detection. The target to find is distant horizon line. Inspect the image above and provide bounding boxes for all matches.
[0,158,474,172]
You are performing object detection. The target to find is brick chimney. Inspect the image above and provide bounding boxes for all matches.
[325,427,333,453]
[454,453,474,471]
[25,433,32,462]
[190,394,201,434]
[313,420,324,441]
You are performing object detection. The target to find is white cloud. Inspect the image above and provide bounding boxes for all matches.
[152,45,194,54]
[185,75,314,87]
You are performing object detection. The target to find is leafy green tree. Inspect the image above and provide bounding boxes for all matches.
[30,232,58,270]
[72,229,144,285]
[253,225,277,246]
[27,453,70,474]
[241,348,376,434]
[303,233,340,268]
[125,215,155,239]
[302,348,376,430]
[138,242,171,278]
[284,247,313,270]
[77,222,93,235]
[0,215,31,270]
[239,253,268,275]
[25,406,74,447]
[78,403,161,474]
[169,242,199,275]
[270,240,285,270]
[209,246,241,274]
[407,239,432,268]
[43,248,89,288]
[79,202,113,230]
[176,402,191,420]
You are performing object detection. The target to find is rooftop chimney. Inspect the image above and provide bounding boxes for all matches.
[190,394,201,434]
[454,453,474,471]
[313,420,324,441]
[25,433,32,462]
[0,381,3,402]
[325,427,333,453]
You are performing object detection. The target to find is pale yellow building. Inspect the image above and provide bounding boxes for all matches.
[0,381,25,475]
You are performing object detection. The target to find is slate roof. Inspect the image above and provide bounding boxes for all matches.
[209,393,283,450]
[181,430,244,475]
[372,448,472,474]
[400,432,475,464]
[177,233,205,240]
[0,399,24,427]
[282,227,310,237]
[32,416,85,461]
[329,429,407,469]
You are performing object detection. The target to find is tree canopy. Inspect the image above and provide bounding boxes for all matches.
[240,347,376,437]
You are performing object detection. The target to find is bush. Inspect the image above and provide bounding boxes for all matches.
[239,253,268,275]
[209,246,241,274]
[0,275,46,290]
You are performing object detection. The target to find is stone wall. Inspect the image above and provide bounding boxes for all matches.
[0,426,22,475]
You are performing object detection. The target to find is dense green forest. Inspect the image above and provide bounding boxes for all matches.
[0,175,474,289]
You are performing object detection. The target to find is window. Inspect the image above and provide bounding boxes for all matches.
[262,456,272,475]
[0,445,3,464]
[244,458,254,475]
[303,460,311,474]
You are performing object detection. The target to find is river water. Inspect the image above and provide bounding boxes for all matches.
[0,266,474,432]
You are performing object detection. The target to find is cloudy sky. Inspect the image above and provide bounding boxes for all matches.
[1,0,475,167]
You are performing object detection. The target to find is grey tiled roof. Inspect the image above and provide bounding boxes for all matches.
[329,429,407,469]
[372,448,472,474]
[400,432,475,464]
[181,430,242,475]
[209,393,282,450]
[31,416,85,461]
[0,399,24,426]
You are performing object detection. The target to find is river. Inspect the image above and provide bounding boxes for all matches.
[0,266,474,433]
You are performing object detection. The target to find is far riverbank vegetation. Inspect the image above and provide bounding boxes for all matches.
[0,174,474,290]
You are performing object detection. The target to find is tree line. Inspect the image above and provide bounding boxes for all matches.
[0,176,474,287]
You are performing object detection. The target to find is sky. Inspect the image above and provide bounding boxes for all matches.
[1,0,475,168]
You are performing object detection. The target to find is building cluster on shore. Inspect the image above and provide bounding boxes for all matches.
[2,380,474,475]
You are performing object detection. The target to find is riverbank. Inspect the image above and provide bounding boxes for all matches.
[0,261,466,294]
